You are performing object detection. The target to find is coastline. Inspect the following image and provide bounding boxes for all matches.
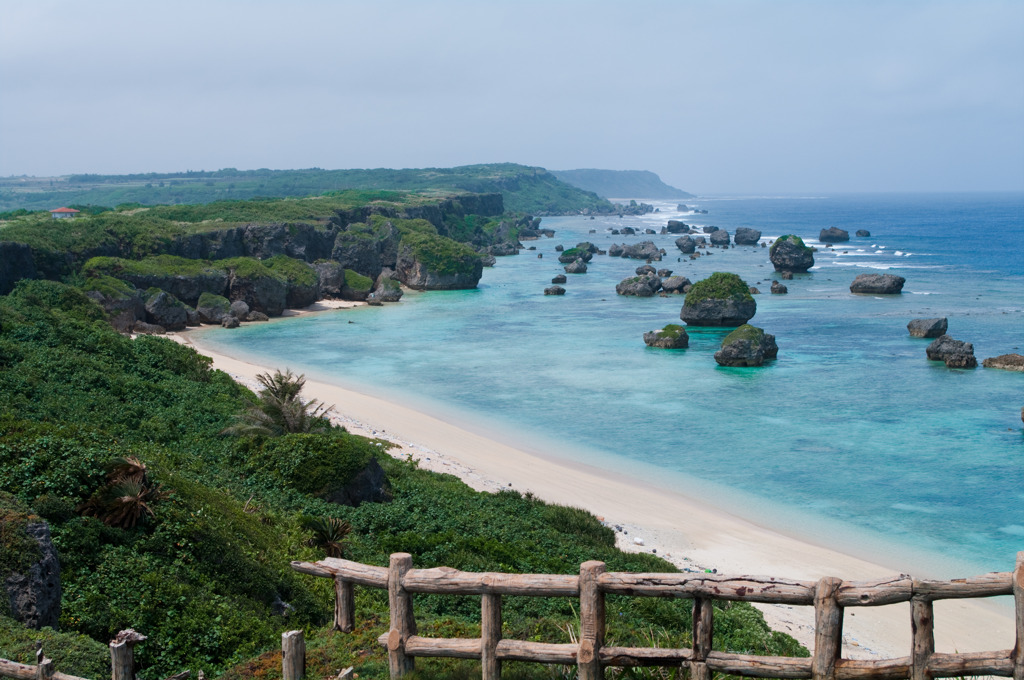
[168,304,1014,658]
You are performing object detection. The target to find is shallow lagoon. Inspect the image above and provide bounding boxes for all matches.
[202,193,1024,577]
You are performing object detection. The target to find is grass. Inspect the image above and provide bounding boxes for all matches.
[684,272,753,306]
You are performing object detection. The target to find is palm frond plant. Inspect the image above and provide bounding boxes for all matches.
[300,515,352,558]
[221,369,334,436]
[78,456,171,528]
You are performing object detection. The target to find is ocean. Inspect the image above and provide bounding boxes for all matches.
[199,192,1024,578]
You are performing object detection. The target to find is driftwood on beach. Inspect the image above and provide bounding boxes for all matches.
[292,550,1024,680]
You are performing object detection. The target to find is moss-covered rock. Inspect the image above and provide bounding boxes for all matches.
[264,255,319,308]
[0,493,60,629]
[643,324,689,349]
[715,324,778,366]
[81,275,145,333]
[144,289,188,331]
[83,255,229,306]
[769,234,814,273]
[680,272,756,326]
[367,275,403,303]
[221,257,288,315]
[196,292,232,324]
[341,269,374,301]
[396,232,483,290]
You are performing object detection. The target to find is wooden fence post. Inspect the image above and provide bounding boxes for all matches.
[387,553,416,679]
[812,577,843,680]
[910,591,935,680]
[578,561,606,680]
[1013,551,1022,680]
[335,577,354,632]
[110,630,146,680]
[34,658,53,680]
[282,630,305,680]
[690,597,713,680]
[481,594,502,680]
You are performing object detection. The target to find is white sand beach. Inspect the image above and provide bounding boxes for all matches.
[168,305,1015,659]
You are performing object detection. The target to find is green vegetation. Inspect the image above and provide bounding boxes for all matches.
[0,492,41,580]
[262,256,317,289]
[0,279,804,677]
[197,292,231,314]
[721,324,765,346]
[222,370,333,437]
[659,324,688,339]
[84,254,223,279]
[0,614,110,678]
[343,269,373,292]
[0,164,615,216]
[685,272,754,306]
[399,231,482,277]
[769,234,810,255]
[80,274,136,300]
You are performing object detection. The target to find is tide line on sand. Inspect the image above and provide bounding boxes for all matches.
[169,311,1013,659]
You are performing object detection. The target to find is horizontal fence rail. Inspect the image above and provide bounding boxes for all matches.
[0,630,190,680]
[291,550,1024,680]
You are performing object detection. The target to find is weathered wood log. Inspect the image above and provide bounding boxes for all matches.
[291,558,388,587]
[403,636,481,659]
[481,594,502,680]
[928,650,1014,677]
[691,597,713,680]
[495,640,578,664]
[911,595,935,680]
[281,630,305,680]
[1014,551,1023,680]
[334,577,354,632]
[402,568,579,596]
[835,656,912,680]
[600,646,692,666]
[836,576,913,606]
[578,561,606,680]
[597,572,815,604]
[109,643,133,680]
[387,553,416,678]
[913,573,1012,600]
[706,651,813,678]
[812,577,843,680]
[0,659,36,680]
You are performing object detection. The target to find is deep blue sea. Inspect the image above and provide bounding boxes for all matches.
[201,193,1024,578]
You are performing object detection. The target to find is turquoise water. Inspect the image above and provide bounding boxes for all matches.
[201,193,1024,578]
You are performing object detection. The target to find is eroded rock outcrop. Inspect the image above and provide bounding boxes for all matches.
[926,335,977,368]
[643,324,689,349]
[769,235,814,273]
[714,324,778,367]
[734,227,762,246]
[680,272,756,326]
[907,318,947,338]
[1,496,61,630]
[145,290,188,331]
[616,274,662,297]
[819,227,850,243]
[850,273,905,294]
[982,354,1024,372]
[564,259,588,274]
[710,230,731,247]
[675,236,696,254]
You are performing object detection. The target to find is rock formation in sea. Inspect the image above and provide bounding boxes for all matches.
[666,220,690,234]
[926,335,977,368]
[856,229,871,237]
[661,276,691,294]
[710,230,731,247]
[544,285,566,296]
[982,353,1024,371]
[907,317,947,338]
[770,280,788,294]
[612,241,663,261]
[564,259,588,274]
[734,227,762,245]
[714,324,778,367]
[643,324,689,349]
[675,235,696,254]
[551,274,567,284]
[680,272,756,326]
[819,227,850,243]
[850,273,905,294]
[635,264,657,276]
[769,235,814,273]
[616,274,662,297]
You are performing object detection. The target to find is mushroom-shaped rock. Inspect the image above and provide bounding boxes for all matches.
[544,286,566,296]
[982,354,1024,372]
[714,324,778,367]
[907,317,947,338]
[616,274,662,297]
[769,235,814,273]
[675,236,696,254]
[636,264,657,276]
[551,274,567,284]
[661,276,691,294]
[564,259,588,274]
[856,229,871,237]
[680,272,756,326]
[770,280,788,294]
[710,230,731,247]
[734,227,762,245]
[926,335,977,368]
[850,273,905,294]
[819,227,850,243]
[643,324,690,349]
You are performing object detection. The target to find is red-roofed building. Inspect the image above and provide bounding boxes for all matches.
[50,207,80,219]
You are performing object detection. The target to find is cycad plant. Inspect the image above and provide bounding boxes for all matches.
[222,369,334,436]
[78,456,171,528]
[300,515,352,558]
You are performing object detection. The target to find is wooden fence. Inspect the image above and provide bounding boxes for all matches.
[292,550,1024,680]
[0,630,189,680]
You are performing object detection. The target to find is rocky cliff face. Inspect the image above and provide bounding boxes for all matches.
[3,521,62,630]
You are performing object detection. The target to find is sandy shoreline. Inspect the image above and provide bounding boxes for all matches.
[168,302,1014,658]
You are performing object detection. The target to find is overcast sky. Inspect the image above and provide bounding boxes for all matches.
[2,1,1022,194]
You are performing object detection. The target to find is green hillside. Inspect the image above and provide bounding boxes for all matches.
[552,168,694,199]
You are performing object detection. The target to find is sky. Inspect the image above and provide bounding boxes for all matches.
[1,0,1022,194]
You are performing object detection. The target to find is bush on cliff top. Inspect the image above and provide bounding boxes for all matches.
[263,255,317,288]
[343,269,373,292]
[399,231,482,277]
[685,272,754,306]
[722,323,765,346]
[770,234,810,254]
